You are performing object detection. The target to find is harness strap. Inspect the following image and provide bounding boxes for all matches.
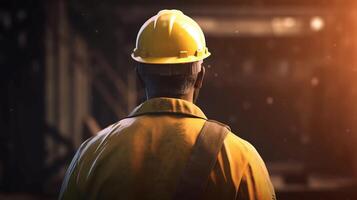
[173,120,230,200]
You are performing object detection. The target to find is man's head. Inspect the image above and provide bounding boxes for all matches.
[132,9,210,102]
[137,61,205,102]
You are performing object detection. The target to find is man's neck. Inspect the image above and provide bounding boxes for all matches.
[146,93,194,102]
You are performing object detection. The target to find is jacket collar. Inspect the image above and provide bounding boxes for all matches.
[127,97,207,119]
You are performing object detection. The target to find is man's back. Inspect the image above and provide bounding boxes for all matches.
[60,98,275,200]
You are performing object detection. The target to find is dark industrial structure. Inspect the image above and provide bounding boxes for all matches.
[1,0,357,199]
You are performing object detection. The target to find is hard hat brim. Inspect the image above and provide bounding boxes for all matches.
[131,52,211,64]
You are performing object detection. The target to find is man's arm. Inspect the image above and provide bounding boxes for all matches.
[236,142,276,200]
[58,140,90,200]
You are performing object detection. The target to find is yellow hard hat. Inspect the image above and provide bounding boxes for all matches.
[132,9,210,64]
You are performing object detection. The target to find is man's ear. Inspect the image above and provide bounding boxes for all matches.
[135,66,145,88]
[194,65,205,89]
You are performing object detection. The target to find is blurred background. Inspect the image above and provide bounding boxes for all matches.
[1,0,357,199]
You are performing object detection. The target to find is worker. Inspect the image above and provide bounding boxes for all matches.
[59,9,276,200]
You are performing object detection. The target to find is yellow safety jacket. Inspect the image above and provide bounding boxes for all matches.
[59,97,276,200]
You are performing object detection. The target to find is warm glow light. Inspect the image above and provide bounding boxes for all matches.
[195,16,304,37]
[271,17,303,36]
[310,16,325,31]
[282,17,297,28]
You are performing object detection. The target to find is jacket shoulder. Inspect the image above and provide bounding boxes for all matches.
[206,119,231,131]
[78,118,137,154]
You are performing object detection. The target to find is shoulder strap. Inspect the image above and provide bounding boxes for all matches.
[173,120,230,200]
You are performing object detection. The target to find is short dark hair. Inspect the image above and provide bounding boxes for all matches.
[138,63,199,96]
